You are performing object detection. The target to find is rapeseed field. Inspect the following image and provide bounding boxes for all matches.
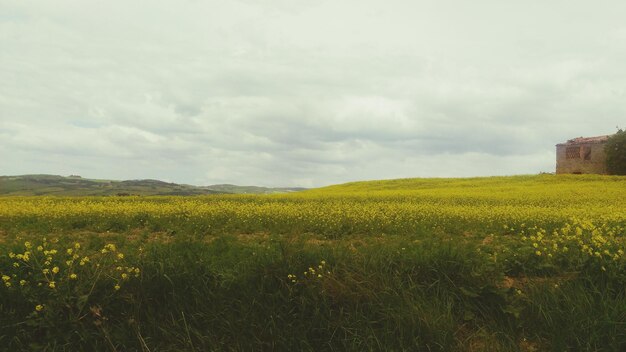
[0,174,624,351]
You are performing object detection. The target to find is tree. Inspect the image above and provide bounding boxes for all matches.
[604,129,626,175]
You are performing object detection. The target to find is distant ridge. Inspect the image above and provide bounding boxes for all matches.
[0,175,307,196]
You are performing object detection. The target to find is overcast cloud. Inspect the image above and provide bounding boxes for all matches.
[1,0,625,187]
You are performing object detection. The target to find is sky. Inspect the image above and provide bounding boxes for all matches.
[1,0,625,187]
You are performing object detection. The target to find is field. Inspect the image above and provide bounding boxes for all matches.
[0,174,625,351]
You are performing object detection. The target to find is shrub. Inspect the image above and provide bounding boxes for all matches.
[605,129,626,175]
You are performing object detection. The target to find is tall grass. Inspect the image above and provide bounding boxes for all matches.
[0,231,624,351]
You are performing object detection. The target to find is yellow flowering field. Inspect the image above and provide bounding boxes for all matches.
[0,174,625,350]
[1,174,624,278]
[0,174,624,235]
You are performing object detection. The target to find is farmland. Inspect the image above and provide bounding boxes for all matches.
[0,174,625,351]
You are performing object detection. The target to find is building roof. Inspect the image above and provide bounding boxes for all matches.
[557,135,611,146]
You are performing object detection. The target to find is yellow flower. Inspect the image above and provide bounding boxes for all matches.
[20,279,26,286]
[105,244,117,252]
[74,242,80,249]
[114,284,121,291]
[1,275,10,282]
[24,241,32,249]
[52,266,60,274]
[70,273,78,280]
[67,248,73,255]
[117,253,124,259]
[35,304,44,312]
[42,268,49,274]
[48,281,56,289]
[37,245,44,251]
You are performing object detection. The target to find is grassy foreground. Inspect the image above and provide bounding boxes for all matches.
[0,174,625,351]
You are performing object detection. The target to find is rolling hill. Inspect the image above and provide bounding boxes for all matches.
[0,175,306,196]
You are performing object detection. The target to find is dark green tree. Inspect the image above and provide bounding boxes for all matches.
[604,129,626,175]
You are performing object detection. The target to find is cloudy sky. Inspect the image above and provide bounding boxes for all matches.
[1,0,625,187]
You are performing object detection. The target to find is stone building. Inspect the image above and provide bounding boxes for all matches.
[555,135,611,174]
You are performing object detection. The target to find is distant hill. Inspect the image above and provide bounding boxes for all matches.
[0,175,307,196]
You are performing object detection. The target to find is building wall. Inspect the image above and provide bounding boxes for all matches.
[556,143,607,174]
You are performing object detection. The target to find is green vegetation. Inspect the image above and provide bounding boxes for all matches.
[0,175,306,196]
[0,174,625,351]
[605,129,626,175]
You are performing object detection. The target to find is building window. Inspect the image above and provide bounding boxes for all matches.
[566,146,580,159]
[582,146,591,160]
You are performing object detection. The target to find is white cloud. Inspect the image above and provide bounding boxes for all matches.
[1,0,625,187]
